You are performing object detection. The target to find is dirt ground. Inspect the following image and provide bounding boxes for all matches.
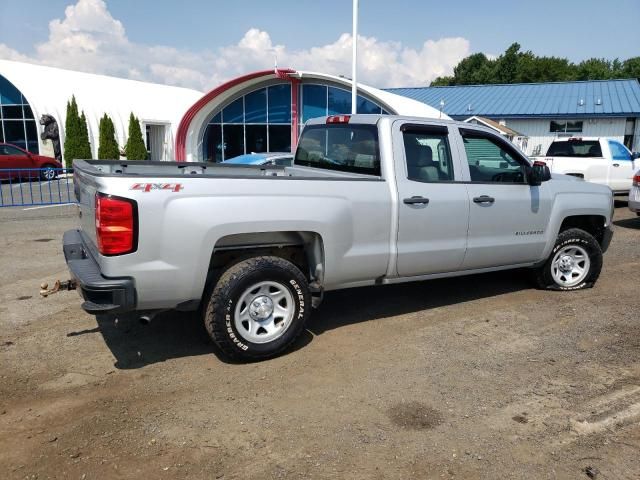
[1,202,639,479]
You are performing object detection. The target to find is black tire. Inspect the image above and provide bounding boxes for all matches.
[533,228,603,291]
[203,256,311,361]
[40,164,57,181]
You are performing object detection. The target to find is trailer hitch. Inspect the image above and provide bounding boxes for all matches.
[40,279,77,297]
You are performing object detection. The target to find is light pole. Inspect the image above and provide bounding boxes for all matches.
[351,0,358,114]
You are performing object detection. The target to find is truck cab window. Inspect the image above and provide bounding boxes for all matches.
[608,140,632,161]
[462,134,526,184]
[402,130,454,182]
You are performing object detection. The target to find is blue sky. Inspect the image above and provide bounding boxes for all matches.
[0,0,638,90]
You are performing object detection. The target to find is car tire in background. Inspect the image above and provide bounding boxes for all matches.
[533,228,603,291]
[203,256,311,361]
[40,164,58,181]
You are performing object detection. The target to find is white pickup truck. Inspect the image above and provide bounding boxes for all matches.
[62,115,614,361]
[534,137,639,194]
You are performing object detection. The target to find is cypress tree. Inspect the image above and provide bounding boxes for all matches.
[63,96,82,167]
[79,111,93,159]
[98,114,120,159]
[125,113,147,160]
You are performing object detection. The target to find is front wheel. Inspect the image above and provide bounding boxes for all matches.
[203,256,311,361]
[533,228,603,291]
[40,165,57,181]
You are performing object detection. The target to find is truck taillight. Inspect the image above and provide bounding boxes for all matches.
[634,174,640,187]
[95,193,137,255]
[326,115,350,124]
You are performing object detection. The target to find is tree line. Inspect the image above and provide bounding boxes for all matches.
[63,95,148,167]
[431,43,640,86]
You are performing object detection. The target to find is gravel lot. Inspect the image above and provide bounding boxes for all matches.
[1,202,639,479]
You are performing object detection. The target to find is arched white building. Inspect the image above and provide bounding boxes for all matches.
[0,59,202,161]
[176,69,447,162]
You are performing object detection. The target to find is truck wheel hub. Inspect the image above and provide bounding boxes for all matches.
[249,296,274,320]
[559,255,574,272]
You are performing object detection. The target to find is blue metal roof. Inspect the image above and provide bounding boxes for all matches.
[386,79,640,119]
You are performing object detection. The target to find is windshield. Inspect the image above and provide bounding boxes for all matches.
[546,140,602,157]
[295,124,380,176]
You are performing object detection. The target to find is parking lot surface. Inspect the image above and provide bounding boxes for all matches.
[1,202,639,479]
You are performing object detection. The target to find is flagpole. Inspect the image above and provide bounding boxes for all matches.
[351,0,358,114]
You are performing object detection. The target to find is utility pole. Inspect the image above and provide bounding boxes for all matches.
[351,0,358,114]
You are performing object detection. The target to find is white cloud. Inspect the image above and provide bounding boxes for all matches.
[0,0,470,90]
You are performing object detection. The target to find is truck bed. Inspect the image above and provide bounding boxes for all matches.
[76,160,369,180]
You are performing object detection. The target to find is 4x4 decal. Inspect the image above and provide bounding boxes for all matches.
[130,183,183,192]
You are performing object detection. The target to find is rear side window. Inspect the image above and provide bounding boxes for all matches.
[608,140,632,161]
[295,124,380,176]
[402,129,454,182]
[546,140,602,157]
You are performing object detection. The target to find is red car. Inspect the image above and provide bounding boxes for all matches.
[0,143,63,181]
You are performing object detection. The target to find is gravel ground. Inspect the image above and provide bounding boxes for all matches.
[0,202,639,479]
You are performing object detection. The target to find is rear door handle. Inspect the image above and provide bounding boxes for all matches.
[612,163,620,167]
[403,196,430,205]
[473,195,495,204]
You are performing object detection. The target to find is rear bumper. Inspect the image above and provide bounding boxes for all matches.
[63,229,136,314]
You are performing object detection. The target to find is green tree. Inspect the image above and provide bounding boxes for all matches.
[98,114,120,159]
[453,53,494,85]
[78,111,92,160]
[621,57,640,79]
[124,113,147,160]
[63,96,82,167]
[493,42,521,84]
[575,58,614,80]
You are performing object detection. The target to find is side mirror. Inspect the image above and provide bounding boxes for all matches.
[528,161,551,186]
[631,152,640,160]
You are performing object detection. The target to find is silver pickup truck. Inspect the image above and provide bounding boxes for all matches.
[64,115,614,360]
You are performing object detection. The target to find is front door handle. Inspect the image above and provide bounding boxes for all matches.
[403,196,430,205]
[473,195,495,204]
[612,163,620,167]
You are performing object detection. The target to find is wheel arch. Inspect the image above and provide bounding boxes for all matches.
[558,214,607,246]
[204,230,325,298]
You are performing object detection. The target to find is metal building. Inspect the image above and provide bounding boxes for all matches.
[388,79,640,155]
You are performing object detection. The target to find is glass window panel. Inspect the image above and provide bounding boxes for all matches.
[382,109,391,115]
[357,96,381,114]
[0,125,3,143]
[302,84,327,123]
[3,120,25,144]
[245,125,267,153]
[244,89,267,123]
[566,121,583,133]
[403,130,454,182]
[209,111,222,124]
[2,105,24,119]
[222,97,244,124]
[328,87,352,115]
[462,135,526,183]
[223,124,244,159]
[23,105,34,119]
[203,124,222,162]
[268,125,291,152]
[0,75,23,105]
[268,84,291,123]
[608,140,631,161]
[27,140,39,153]
[550,121,566,133]
[25,120,37,139]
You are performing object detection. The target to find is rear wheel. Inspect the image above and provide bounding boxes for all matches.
[203,256,311,361]
[533,228,602,290]
[40,164,57,181]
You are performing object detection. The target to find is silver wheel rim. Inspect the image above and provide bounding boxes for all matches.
[551,245,590,287]
[234,281,295,344]
[43,168,55,180]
